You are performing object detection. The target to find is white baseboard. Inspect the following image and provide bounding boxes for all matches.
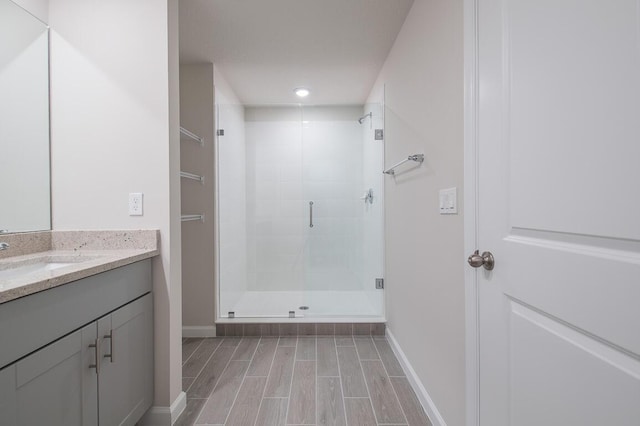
[139,391,187,425]
[386,329,447,426]
[182,325,217,337]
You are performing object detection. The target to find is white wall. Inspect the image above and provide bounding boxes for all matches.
[180,64,216,328]
[369,0,465,424]
[12,0,48,23]
[49,0,183,413]
[215,66,247,316]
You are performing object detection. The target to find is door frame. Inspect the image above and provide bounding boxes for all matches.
[463,0,480,425]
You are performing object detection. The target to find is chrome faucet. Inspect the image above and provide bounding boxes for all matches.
[0,242,9,250]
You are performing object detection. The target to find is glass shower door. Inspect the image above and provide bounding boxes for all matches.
[219,104,308,318]
[300,104,385,317]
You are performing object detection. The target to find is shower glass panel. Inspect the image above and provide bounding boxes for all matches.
[217,102,384,319]
[300,105,384,317]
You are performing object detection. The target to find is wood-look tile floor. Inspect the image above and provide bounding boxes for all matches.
[176,336,432,426]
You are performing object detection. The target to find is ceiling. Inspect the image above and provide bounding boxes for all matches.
[179,0,415,105]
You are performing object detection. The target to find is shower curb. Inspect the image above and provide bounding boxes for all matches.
[216,322,385,337]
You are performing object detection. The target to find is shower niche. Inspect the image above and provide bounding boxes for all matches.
[217,102,385,320]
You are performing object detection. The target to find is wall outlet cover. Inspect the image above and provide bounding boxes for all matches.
[129,193,143,216]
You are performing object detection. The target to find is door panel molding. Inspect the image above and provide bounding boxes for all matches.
[509,300,640,425]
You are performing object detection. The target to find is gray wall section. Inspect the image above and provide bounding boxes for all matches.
[179,64,217,327]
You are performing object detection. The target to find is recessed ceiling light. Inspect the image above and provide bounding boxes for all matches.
[294,87,310,98]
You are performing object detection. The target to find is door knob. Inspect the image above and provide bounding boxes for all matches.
[467,250,494,271]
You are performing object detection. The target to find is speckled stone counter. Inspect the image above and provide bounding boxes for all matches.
[0,230,159,304]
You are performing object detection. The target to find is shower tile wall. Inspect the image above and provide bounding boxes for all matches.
[245,106,364,292]
[246,119,304,291]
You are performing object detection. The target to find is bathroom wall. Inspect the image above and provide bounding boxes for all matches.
[12,0,48,23]
[369,0,465,424]
[49,0,183,414]
[180,64,216,329]
[242,106,364,294]
[215,66,247,315]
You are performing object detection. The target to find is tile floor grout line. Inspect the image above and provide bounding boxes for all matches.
[248,335,262,360]
[334,335,350,426]
[219,336,260,426]
[181,335,416,426]
[371,337,411,426]
[253,336,290,426]
[183,338,206,367]
[354,336,382,426]
[285,336,299,425]
[195,337,246,425]
[253,336,277,426]
[343,396,379,399]
[185,338,224,394]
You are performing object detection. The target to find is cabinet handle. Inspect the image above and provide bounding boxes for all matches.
[103,330,114,363]
[88,339,100,374]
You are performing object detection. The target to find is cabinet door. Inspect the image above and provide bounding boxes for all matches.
[98,293,153,426]
[0,323,98,426]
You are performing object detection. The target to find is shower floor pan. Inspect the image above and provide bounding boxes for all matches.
[219,290,383,322]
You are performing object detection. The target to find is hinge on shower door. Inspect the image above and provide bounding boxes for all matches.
[375,278,384,289]
[217,129,225,136]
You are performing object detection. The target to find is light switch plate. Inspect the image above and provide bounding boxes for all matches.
[129,193,143,216]
[439,187,457,215]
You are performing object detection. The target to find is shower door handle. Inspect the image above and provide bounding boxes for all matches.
[309,201,314,228]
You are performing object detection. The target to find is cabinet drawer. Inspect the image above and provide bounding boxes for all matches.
[0,260,151,369]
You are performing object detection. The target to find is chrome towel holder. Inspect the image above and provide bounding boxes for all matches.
[383,154,424,175]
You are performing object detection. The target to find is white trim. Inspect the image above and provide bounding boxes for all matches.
[139,391,187,426]
[386,329,447,426]
[182,325,217,337]
[463,0,480,425]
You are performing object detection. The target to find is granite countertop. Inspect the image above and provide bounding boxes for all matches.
[0,230,159,304]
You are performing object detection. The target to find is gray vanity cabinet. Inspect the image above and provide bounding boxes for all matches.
[0,260,154,426]
[0,322,99,426]
[98,293,153,426]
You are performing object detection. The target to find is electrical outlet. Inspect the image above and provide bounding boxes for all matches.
[129,193,143,216]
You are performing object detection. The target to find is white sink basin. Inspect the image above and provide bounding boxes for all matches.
[0,256,95,281]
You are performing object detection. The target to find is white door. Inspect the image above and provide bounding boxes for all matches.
[475,0,640,425]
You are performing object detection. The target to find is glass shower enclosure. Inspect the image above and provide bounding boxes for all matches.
[217,101,384,320]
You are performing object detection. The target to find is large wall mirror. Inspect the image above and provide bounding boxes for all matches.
[0,0,51,234]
